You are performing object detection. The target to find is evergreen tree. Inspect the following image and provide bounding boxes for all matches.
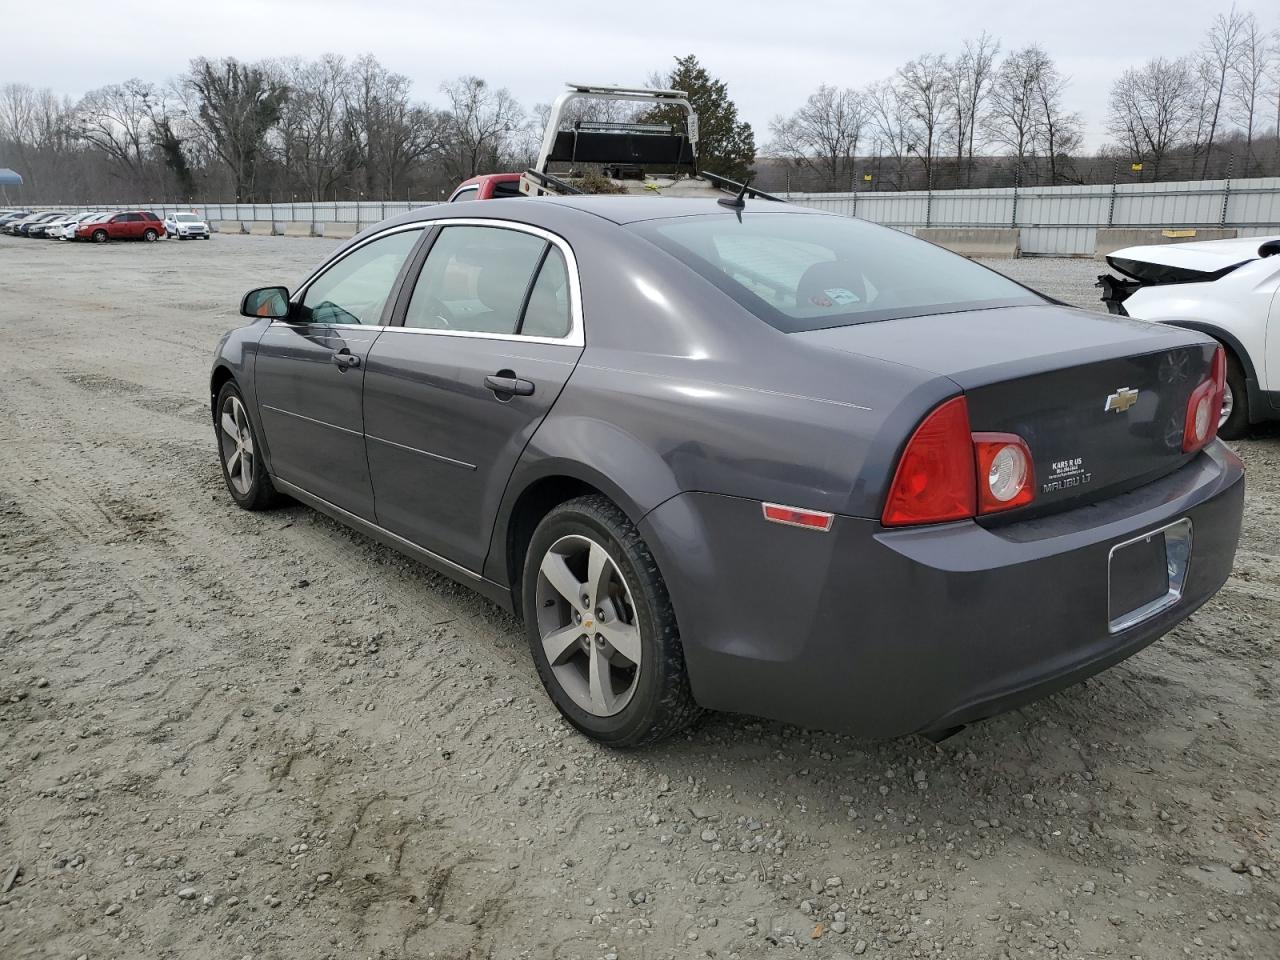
[644,55,755,181]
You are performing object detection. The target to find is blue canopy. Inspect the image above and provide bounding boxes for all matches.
[0,168,23,186]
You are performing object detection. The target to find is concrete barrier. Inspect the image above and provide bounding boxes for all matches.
[1094,227,1237,258]
[322,222,358,239]
[281,222,312,237]
[247,221,273,236]
[917,227,1020,258]
[310,222,325,237]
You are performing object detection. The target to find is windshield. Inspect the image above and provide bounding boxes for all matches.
[630,213,1043,332]
[175,213,199,222]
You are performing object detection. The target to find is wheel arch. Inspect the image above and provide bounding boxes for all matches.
[210,363,236,419]
[1159,319,1257,383]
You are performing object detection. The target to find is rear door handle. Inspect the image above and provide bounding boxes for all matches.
[332,351,360,369]
[484,374,534,397]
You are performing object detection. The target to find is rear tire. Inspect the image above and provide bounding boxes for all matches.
[1218,354,1249,440]
[215,381,282,511]
[143,228,158,242]
[522,495,701,747]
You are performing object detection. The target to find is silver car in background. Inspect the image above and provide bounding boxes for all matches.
[164,211,211,240]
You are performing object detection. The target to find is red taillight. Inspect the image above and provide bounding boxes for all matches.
[1182,345,1226,453]
[973,433,1035,514]
[882,397,1037,527]
[881,396,976,526]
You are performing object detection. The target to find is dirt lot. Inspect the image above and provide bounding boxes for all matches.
[1,233,1277,960]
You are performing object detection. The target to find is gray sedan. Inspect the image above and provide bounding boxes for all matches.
[210,197,1244,745]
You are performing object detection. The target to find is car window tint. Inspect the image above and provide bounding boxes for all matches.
[631,214,1043,333]
[301,229,421,325]
[492,180,523,198]
[404,226,547,334]
[519,246,572,338]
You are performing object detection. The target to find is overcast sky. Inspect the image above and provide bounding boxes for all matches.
[8,0,1268,151]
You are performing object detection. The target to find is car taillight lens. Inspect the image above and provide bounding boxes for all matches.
[973,434,1035,513]
[882,398,1036,527]
[1182,345,1226,453]
[881,396,976,526]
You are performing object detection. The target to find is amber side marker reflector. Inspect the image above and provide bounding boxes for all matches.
[762,502,835,532]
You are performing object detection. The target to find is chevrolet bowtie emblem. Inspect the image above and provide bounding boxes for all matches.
[1104,387,1139,413]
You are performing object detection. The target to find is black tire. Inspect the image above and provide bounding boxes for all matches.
[143,228,158,242]
[214,380,282,511]
[92,229,108,243]
[522,494,701,747]
[1218,353,1249,440]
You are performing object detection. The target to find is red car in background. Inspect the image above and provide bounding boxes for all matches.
[76,210,164,243]
[446,173,523,202]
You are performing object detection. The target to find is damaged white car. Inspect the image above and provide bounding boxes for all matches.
[1098,235,1280,438]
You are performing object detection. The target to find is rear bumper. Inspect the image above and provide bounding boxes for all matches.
[641,443,1244,738]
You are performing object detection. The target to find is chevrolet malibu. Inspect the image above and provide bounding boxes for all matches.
[210,197,1245,746]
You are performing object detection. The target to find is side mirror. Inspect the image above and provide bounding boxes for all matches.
[241,286,291,320]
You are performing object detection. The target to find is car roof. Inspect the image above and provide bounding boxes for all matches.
[527,195,821,224]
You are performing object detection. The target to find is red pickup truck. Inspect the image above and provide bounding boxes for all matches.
[76,210,164,243]
[446,173,523,202]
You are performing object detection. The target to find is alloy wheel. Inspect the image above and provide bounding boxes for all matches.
[219,395,255,496]
[534,534,642,717]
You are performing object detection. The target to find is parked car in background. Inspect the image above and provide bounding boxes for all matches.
[1098,234,1280,439]
[28,213,78,238]
[75,210,163,243]
[446,173,524,202]
[210,198,1244,746]
[67,212,110,240]
[164,211,211,239]
[4,211,57,235]
[48,212,96,239]
[0,210,33,230]
[15,212,65,236]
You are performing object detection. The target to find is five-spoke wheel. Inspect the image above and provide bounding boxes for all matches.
[535,534,643,717]
[523,495,700,746]
[214,380,280,510]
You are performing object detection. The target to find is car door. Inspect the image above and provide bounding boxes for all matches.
[253,225,426,519]
[363,220,585,571]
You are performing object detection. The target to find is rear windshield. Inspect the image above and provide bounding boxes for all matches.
[630,213,1042,332]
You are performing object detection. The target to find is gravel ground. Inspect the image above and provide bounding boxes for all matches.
[1,235,1277,960]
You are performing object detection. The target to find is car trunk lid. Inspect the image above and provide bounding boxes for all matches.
[795,304,1217,518]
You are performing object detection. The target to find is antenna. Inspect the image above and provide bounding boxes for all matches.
[717,178,752,209]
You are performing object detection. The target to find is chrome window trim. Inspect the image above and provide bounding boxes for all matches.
[273,218,584,347]
[288,222,429,316]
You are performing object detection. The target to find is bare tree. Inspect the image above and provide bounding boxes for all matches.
[0,83,73,193]
[439,76,525,181]
[1228,12,1272,167]
[345,56,445,198]
[1107,57,1197,179]
[1197,5,1250,176]
[946,33,1000,184]
[183,57,290,201]
[1031,58,1083,184]
[896,54,952,185]
[768,85,866,185]
[864,80,916,189]
[277,54,352,200]
[985,46,1047,172]
[74,79,158,184]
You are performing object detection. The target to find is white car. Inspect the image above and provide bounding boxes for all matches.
[46,212,92,239]
[164,211,211,240]
[1098,235,1280,438]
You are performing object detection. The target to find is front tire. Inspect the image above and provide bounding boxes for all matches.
[522,495,700,747]
[215,381,281,511]
[1218,353,1249,440]
[92,229,107,243]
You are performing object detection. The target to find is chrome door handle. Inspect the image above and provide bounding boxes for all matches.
[332,351,360,369]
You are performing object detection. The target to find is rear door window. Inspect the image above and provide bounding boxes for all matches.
[403,225,548,335]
